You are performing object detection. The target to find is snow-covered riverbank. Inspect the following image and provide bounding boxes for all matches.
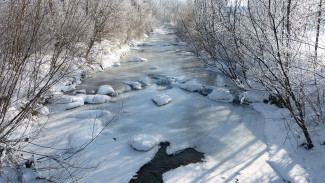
[17,26,325,183]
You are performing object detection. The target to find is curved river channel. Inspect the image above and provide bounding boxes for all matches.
[42,25,280,183]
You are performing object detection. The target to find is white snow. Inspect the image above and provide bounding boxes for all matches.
[77,94,111,104]
[16,26,325,183]
[129,134,159,151]
[67,110,111,119]
[123,81,142,90]
[139,77,152,86]
[252,103,325,183]
[179,79,203,92]
[97,85,115,95]
[208,88,234,103]
[152,94,172,106]
[130,57,148,62]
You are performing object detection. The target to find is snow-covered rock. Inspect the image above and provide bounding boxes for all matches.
[150,66,159,70]
[129,134,159,151]
[208,88,234,103]
[179,79,203,92]
[123,81,142,90]
[77,94,111,104]
[152,94,172,106]
[97,85,115,95]
[67,110,111,119]
[130,57,148,62]
[139,77,152,86]
[50,96,84,111]
[239,91,266,104]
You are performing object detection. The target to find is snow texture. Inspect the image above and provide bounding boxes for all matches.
[130,57,148,62]
[253,103,325,183]
[77,94,111,104]
[152,94,172,106]
[130,134,159,151]
[179,79,203,92]
[67,110,111,119]
[208,88,234,102]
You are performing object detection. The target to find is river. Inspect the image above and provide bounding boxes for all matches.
[39,25,280,183]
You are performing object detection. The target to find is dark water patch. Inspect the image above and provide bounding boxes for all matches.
[129,142,204,183]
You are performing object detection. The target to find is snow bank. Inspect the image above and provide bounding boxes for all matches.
[129,134,159,151]
[252,103,318,183]
[130,57,148,62]
[152,94,172,106]
[139,77,152,86]
[208,88,234,103]
[123,81,142,90]
[67,110,111,119]
[179,79,202,92]
[97,85,115,95]
[66,118,103,150]
[77,94,111,104]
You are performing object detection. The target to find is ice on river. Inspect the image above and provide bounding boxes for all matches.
[57,86,278,183]
[34,26,281,183]
[67,110,111,119]
[130,57,148,62]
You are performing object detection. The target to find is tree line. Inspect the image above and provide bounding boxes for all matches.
[174,0,325,149]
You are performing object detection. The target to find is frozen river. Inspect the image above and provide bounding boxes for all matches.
[40,26,280,182]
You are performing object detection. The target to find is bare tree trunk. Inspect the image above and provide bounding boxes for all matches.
[315,0,322,59]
